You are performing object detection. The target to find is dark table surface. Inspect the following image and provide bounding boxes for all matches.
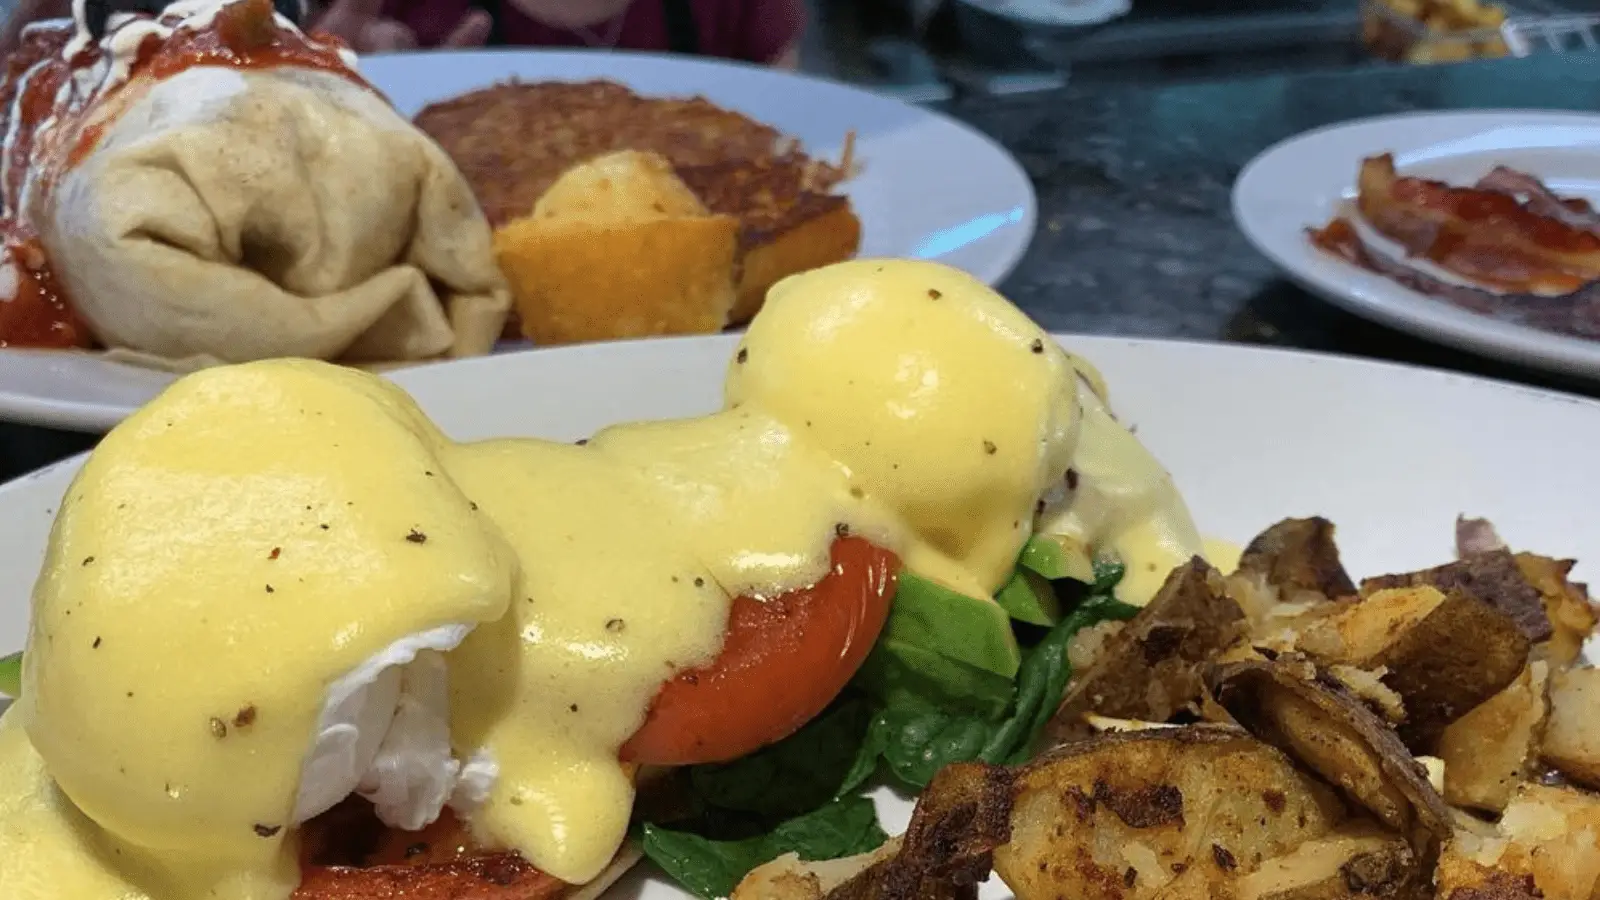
[940,51,1600,388]
[4,51,1600,481]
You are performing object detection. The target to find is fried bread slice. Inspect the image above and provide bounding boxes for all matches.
[414,80,858,335]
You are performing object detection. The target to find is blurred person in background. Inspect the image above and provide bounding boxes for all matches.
[0,0,805,66]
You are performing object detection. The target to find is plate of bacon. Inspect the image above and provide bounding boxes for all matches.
[1233,110,1600,379]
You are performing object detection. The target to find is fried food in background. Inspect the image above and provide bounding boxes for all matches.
[494,151,740,344]
[1362,0,1510,64]
[414,80,860,343]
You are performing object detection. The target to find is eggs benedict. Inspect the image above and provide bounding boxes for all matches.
[0,258,1209,900]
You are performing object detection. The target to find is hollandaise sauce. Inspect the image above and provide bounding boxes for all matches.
[0,258,1208,899]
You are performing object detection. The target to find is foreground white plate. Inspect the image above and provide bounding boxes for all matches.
[0,49,1035,431]
[1234,109,1600,380]
[2,334,1597,898]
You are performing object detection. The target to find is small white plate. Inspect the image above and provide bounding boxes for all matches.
[3,334,1598,899]
[0,50,1036,431]
[1234,110,1600,380]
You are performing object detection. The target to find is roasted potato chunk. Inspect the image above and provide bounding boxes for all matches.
[1438,783,1600,900]
[1514,553,1597,668]
[1437,661,1549,812]
[996,726,1346,900]
[1236,517,1358,603]
[1542,666,1600,789]
[742,761,1012,900]
[1292,585,1530,751]
[1208,657,1452,864]
[1361,550,1551,645]
[1044,560,1244,745]
[1233,824,1416,900]
[732,839,908,900]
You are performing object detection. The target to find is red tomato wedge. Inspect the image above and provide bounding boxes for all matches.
[619,536,899,767]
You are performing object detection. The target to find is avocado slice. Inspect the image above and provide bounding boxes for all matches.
[854,637,1015,718]
[887,572,1021,679]
[994,569,1062,626]
[1019,533,1093,583]
[0,652,20,699]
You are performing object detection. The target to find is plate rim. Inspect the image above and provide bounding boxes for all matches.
[1232,108,1600,379]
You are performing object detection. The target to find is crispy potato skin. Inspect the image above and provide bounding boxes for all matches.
[996,727,1345,900]
[1361,550,1551,645]
[1237,518,1358,602]
[1044,560,1244,746]
[1208,657,1453,865]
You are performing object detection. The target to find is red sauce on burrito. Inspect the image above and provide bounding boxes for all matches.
[0,0,363,349]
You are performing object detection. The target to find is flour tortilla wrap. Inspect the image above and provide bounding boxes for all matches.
[36,65,508,369]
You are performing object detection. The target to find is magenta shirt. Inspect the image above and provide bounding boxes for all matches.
[385,0,804,62]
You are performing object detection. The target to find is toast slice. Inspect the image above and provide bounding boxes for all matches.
[493,151,740,346]
[414,80,858,338]
[676,154,862,324]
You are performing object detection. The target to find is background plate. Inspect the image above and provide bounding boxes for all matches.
[0,49,1035,431]
[2,334,1598,897]
[1234,109,1600,380]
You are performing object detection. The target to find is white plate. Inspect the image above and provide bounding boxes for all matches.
[1234,109,1600,380]
[2,334,1597,898]
[0,50,1035,431]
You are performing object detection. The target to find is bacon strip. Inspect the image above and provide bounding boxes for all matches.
[1355,154,1600,295]
[1307,218,1600,338]
[1476,166,1600,235]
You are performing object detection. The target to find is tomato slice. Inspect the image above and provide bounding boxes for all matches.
[619,536,899,767]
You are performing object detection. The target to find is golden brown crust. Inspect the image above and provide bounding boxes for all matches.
[494,212,740,345]
[413,80,795,229]
[730,204,862,324]
[415,79,858,336]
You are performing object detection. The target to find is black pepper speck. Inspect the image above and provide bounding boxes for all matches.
[406,529,427,544]
[1030,339,1045,354]
[265,584,275,594]
[81,556,95,567]
[605,618,626,633]
[253,824,281,838]
[927,288,942,299]
[983,440,998,455]
[736,348,748,364]
[92,636,101,649]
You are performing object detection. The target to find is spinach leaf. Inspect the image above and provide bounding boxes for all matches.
[853,638,1014,719]
[0,652,19,699]
[850,561,1136,789]
[641,796,888,900]
[689,697,873,818]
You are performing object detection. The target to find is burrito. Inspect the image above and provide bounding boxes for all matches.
[0,0,509,367]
